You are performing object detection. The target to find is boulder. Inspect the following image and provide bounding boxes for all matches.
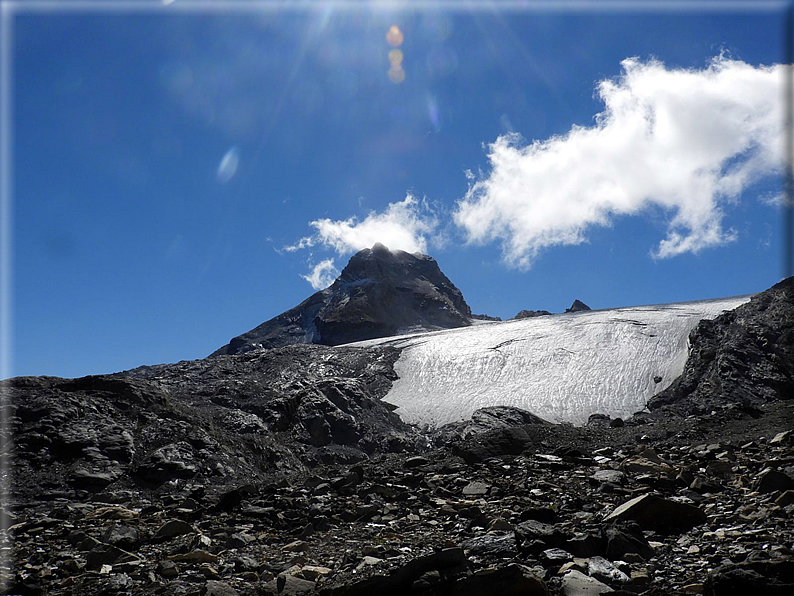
[601,522,654,560]
[604,493,706,534]
[705,559,794,596]
[561,569,614,595]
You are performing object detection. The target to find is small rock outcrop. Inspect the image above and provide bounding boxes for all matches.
[213,244,472,356]
[513,310,552,319]
[565,300,591,313]
[471,314,502,322]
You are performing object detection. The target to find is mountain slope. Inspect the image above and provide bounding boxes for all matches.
[351,295,753,426]
[212,243,471,356]
[648,276,794,415]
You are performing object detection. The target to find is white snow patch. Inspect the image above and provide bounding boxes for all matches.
[349,296,751,427]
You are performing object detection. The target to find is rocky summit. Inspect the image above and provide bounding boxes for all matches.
[565,300,591,313]
[3,268,794,596]
[213,244,472,356]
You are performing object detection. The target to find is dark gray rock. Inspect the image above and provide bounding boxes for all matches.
[602,522,654,560]
[213,244,472,355]
[540,548,573,566]
[521,507,558,524]
[566,533,606,558]
[648,277,794,415]
[513,310,552,319]
[566,300,591,313]
[591,470,626,485]
[754,468,794,493]
[471,313,502,322]
[156,560,179,578]
[205,580,241,596]
[514,520,568,554]
[588,556,629,585]
[587,414,612,428]
[705,559,794,596]
[135,442,198,483]
[440,406,550,463]
[460,533,518,558]
[102,524,140,550]
[84,543,140,570]
[462,481,490,497]
[265,574,317,596]
[450,427,533,464]
[443,564,549,596]
[604,493,707,534]
[153,519,194,541]
[561,570,614,595]
[321,548,467,596]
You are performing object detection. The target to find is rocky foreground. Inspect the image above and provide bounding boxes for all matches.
[3,278,793,595]
[5,401,794,596]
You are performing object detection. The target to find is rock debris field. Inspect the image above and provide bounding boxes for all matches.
[5,402,794,596]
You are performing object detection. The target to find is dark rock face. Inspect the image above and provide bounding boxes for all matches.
[647,277,794,415]
[513,310,552,319]
[471,314,502,322]
[565,300,591,313]
[10,345,423,500]
[213,244,472,356]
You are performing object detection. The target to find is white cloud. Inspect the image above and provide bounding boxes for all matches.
[302,259,339,290]
[287,195,439,287]
[282,236,315,252]
[455,56,785,268]
[300,194,437,256]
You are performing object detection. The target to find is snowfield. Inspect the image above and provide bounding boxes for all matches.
[349,296,751,427]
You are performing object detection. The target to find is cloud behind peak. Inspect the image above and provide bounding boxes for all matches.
[288,194,437,257]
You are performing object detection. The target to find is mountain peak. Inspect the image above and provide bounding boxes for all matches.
[213,246,471,356]
[566,299,591,313]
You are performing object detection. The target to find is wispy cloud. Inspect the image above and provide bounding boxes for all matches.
[288,194,437,256]
[216,146,240,182]
[455,56,784,269]
[302,259,339,290]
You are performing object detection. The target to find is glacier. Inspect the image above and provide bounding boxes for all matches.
[349,296,751,427]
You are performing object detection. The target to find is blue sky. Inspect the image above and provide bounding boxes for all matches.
[6,1,791,378]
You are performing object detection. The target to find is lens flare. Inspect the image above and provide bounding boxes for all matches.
[386,25,404,47]
[388,49,404,67]
[386,26,405,84]
[388,67,406,84]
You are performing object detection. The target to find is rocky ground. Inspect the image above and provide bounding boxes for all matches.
[4,399,794,596]
[3,277,793,595]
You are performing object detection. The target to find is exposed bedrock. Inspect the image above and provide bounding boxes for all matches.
[646,276,793,416]
[213,244,472,356]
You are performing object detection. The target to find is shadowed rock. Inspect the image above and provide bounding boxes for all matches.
[565,300,591,313]
[647,277,794,415]
[604,493,706,535]
[213,244,472,355]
